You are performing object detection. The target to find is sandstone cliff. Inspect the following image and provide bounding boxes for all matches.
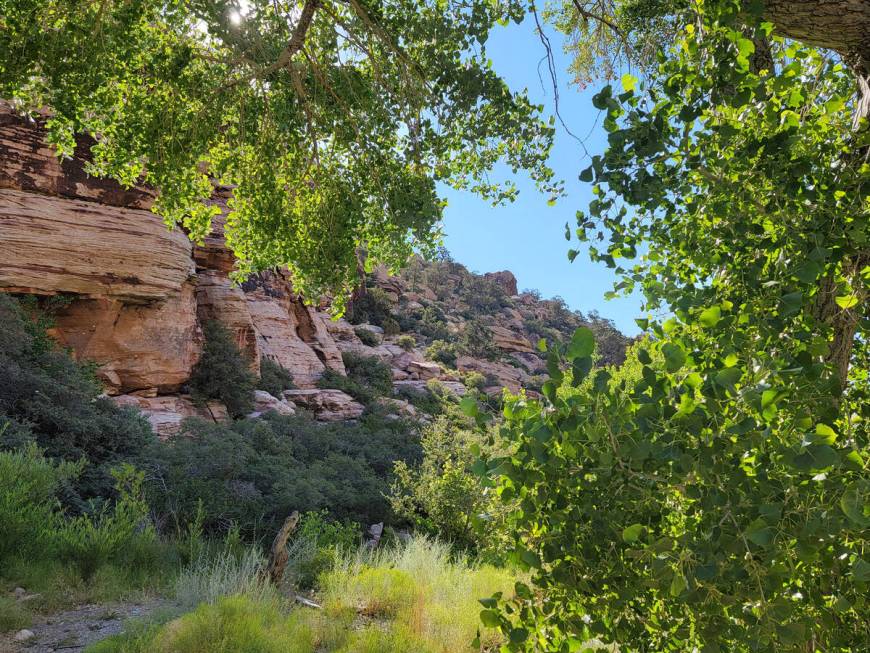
[0,104,629,435]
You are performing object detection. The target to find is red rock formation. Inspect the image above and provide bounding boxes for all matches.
[483,270,518,296]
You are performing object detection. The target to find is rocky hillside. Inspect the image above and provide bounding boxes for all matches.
[0,103,629,436]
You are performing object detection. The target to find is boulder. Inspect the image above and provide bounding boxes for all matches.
[488,324,534,353]
[456,355,527,393]
[483,270,518,296]
[248,390,295,418]
[406,360,442,380]
[377,397,419,419]
[283,388,364,421]
[50,282,201,394]
[111,394,226,438]
[13,629,35,642]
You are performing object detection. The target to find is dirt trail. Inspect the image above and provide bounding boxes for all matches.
[0,600,171,653]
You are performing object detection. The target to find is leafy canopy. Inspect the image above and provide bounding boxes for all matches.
[0,0,559,305]
[474,0,869,650]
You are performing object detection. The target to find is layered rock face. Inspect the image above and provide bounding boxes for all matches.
[0,104,628,434]
[0,106,355,432]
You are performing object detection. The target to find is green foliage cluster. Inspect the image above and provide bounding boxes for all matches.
[143,412,422,537]
[425,339,457,367]
[470,0,870,648]
[0,294,154,504]
[459,319,498,360]
[389,406,511,554]
[257,358,296,398]
[189,321,256,418]
[347,288,395,328]
[395,334,416,351]
[353,326,382,347]
[317,351,393,405]
[0,445,168,629]
[0,0,560,305]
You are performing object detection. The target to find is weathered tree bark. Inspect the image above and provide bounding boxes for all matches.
[762,0,870,73]
[264,510,300,586]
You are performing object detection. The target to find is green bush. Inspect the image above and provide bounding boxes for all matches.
[56,465,154,581]
[318,352,392,405]
[143,412,422,537]
[257,358,295,398]
[381,316,401,336]
[284,510,361,590]
[425,340,456,367]
[389,407,511,553]
[354,326,381,347]
[418,306,450,340]
[0,444,80,561]
[458,319,498,360]
[395,335,416,351]
[347,287,394,327]
[463,371,487,391]
[0,294,154,503]
[189,321,256,418]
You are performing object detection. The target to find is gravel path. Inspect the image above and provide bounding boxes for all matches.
[0,600,172,653]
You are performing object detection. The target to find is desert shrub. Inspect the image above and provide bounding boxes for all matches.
[347,287,394,327]
[144,412,422,537]
[56,465,154,581]
[0,294,154,503]
[318,352,392,404]
[189,321,256,418]
[353,326,381,346]
[257,358,295,398]
[417,305,450,340]
[341,351,392,394]
[463,371,487,391]
[458,319,498,360]
[395,334,416,351]
[284,511,361,590]
[175,547,277,608]
[381,316,401,336]
[389,408,511,553]
[425,340,456,367]
[0,444,78,562]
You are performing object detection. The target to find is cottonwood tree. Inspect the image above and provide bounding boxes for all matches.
[0,0,560,305]
[475,0,869,651]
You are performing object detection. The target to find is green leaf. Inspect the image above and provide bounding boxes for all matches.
[835,294,859,309]
[715,367,742,389]
[579,166,594,182]
[460,395,479,417]
[621,73,638,92]
[567,327,595,360]
[745,518,773,546]
[669,573,687,597]
[480,609,501,627]
[851,558,870,583]
[520,549,541,569]
[622,523,644,543]
[699,306,721,328]
[840,482,869,527]
[661,343,687,372]
[509,628,529,644]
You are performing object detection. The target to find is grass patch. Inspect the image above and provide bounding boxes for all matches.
[86,536,517,652]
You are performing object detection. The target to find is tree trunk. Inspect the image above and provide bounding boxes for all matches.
[760,2,869,386]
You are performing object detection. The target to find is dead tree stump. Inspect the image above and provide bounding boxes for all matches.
[265,511,300,586]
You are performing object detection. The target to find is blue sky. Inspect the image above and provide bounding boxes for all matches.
[438,17,643,336]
